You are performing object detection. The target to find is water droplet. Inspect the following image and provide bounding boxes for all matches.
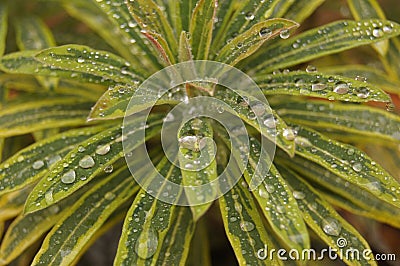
[32,160,45,170]
[77,57,85,63]
[258,187,269,199]
[78,146,86,152]
[134,227,159,259]
[104,165,114,173]
[104,192,116,200]
[321,217,341,236]
[312,83,327,91]
[386,102,395,112]
[295,137,312,147]
[347,148,355,155]
[179,136,202,152]
[17,155,24,162]
[251,103,265,116]
[265,184,275,193]
[276,205,285,213]
[47,155,62,166]
[279,29,290,39]
[383,25,393,33]
[355,87,370,99]
[45,190,54,204]
[352,163,362,172]
[79,155,95,169]
[372,28,383,38]
[234,202,243,213]
[283,128,295,141]
[365,181,382,195]
[240,221,255,232]
[333,82,349,94]
[259,27,272,38]
[263,117,275,128]
[61,170,76,184]
[293,190,305,200]
[306,65,317,73]
[96,144,111,155]
[244,12,255,21]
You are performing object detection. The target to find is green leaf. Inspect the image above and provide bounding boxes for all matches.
[284,0,325,24]
[178,0,197,32]
[0,186,87,264]
[31,167,139,266]
[14,16,56,50]
[273,99,400,142]
[0,126,104,196]
[214,125,309,251]
[178,119,217,221]
[178,31,193,62]
[0,2,8,56]
[278,167,376,265]
[0,185,33,221]
[279,154,400,228]
[186,220,212,266]
[249,19,400,74]
[215,19,299,66]
[114,158,191,265]
[381,38,400,80]
[254,71,391,102]
[212,0,278,53]
[24,115,163,213]
[63,1,153,75]
[0,97,93,138]
[189,0,217,60]
[219,180,283,266]
[126,0,178,58]
[87,0,162,73]
[268,0,296,18]
[347,0,388,55]
[319,64,400,96]
[214,87,295,156]
[292,125,400,211]
[34,45,144,83]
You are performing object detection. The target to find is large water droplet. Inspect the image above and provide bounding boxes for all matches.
[251,103,265,116]
[134,227,159,259]
[265,184,275,193]
[77,57,85,63]
[79,155,95,169]
[279,29,290,39]
[61,170,76,184]
[263,117,275,128]
[234,202,243,213]
[259,27,272,38]
[312,83,327,91]
[372,28,383,38]
[321,217,341,236]
[306,65,317,73]
[293,190,306,200]
[240,221,255,232]
[45,190,54,204]
[258,187,269,199]
[333,82,349,94]
[244,12,255,21]
[96,144,111,155]
[352,163,362,172]
[283,128,295,141]
[179,136,203,152]
[32,160,45,170]
[104,165,114,173]
[365,181,382,195]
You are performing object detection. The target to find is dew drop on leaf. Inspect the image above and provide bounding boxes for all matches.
[96,144,111,155]
[263,117,275,129]
[104,165,114,173]
[104,192,116,200]
[352,163,362,172]
[134,227,159,259]
[79,155,95,169]
[279,29,290,39]
[61,169,76,184]
[321,217,341,236]
[45,190,54,204]
[293,190,306,200]
[333,82,349,95]
[306,65,317,73]
[32,160,45,170]
[265,184,275,193]
[244,12,255,21]
[283,128,295,141]
[259,27,272,38]
[240,221,255,232]
[311,83,327,91]
[258,187,269,199]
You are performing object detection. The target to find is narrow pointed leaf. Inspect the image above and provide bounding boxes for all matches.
[126,0,178,56]
[292,126,400,210]
[187,220,212,266]
[215,19,299,66]
[279,167,376,265]
[114,158,187,265]
[250,19,400,73]
[0,126,104,196]
[0,97,93,138]
[178,119,217,221]
[0,187,87,264]
[255,71,391,102]
[89,0,162,73]
[24,115,163,213]
[178,31,193,62]
[268,0,296,17]
[347,0,388,55]
[179,0,197,32]
[31,167,138,266]
[273,99,400,142]
[212,0,279,52]
[219,180,283,266]
[381,38,400,80]
[189,0,217,60]
[0,2,7,56]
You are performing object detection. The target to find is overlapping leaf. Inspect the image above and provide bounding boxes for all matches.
[0,97,93,138]
[284,0,325,24]
[0,2,7,56]
[24,115,163,213]
[248,19,400,73]
[273,99,400,142]
[0,126,104,195]
[254,71,391,102]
